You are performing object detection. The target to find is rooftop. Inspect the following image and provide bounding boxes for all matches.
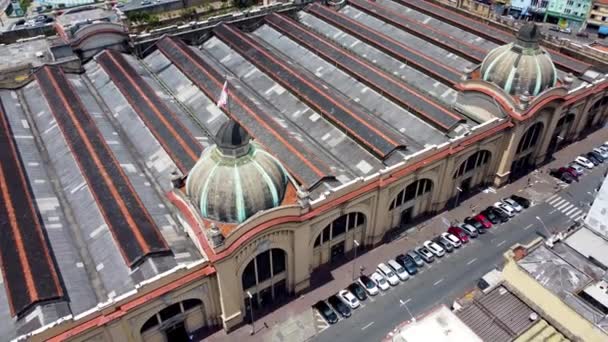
[584,170,608,239]
[0,37,52,70]
[389,305,482,342]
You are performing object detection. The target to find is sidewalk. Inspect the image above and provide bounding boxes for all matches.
[203,128,608,342]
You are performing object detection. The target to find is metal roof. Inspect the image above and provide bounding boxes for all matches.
[565,227,608,269]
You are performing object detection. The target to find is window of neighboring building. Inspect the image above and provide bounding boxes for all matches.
[141,315,159,333]
[256,250,272,283]
[314,213,366,247]
[140,299,203,335]
[516,122,543,155]
[241,249,287,291]
[453,150,491,179]
[603,16,607,21]
[159,303,182,321]
[389,179,433,210]
[565,8,571,13]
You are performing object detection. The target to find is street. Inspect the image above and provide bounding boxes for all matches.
[312,163,606,342]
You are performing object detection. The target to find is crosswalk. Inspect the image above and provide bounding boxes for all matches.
[546,194,585,221]
[313,309,330,331]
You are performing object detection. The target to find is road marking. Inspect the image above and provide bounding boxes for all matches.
[549,209,557,214]
[497,240,506,247]
[467,258,477,265]
[524,223,533,230]
[551,198,566,207]
[564,206,580,216]
[362,322,374,330]
[433,278,444,286]
[546,194,559,202]
[557,202,572,211]
[403,298,412,304]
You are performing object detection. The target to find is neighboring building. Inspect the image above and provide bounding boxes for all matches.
[509,0,533,17]
[527,0,551,21]
[388,305,483,342]
[587,0,608,31]
[544,0,592,27]
[37,0,96,9]
[1,1,608,341]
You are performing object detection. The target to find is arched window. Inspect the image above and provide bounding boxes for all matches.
[453,150,491,178]
[241,248,286,291]
[516,122,543,154]
[314,212,366,247]
[140,298,203,334]
[389,179,433,211]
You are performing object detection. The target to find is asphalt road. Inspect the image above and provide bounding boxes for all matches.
[313,164,607,342]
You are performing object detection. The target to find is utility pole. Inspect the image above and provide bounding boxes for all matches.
[351,239,359,281]
[247,291,256,335]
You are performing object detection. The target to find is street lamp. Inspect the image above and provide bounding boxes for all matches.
[535,216,552,237]
[399,299,416,323]
[455,186,463,207]
[247,291,255,335]
[351,239,360,281]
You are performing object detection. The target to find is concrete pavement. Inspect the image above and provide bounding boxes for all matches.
[202,127,608,342]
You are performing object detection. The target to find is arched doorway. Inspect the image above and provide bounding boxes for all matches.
[140,299,205,341]
[586,97,608,131]
[452,150,491,204]
[549,113,575,155]
[312,212,366,266]
[511,122,543,179]
[241,248,287,321]
[389,178,433,228]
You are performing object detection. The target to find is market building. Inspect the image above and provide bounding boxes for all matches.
[0,0,607,341]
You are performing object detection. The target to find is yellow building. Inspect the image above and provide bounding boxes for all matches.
[1,1,608,342]
[587,0,608,30]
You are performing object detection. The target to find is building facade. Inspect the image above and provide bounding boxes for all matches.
[587,0,608,30]
[545,0,592,27]
[1,1,608,342]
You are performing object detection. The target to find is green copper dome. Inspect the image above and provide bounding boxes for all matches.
[185,120,288,224]
[480,23,557,97]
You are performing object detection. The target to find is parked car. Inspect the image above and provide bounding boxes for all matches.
[441,232,462,248]
[370,271,390,291]
[433,236,454,253]
[464,216,484,231]
[559,167,579,179]
[358,275,379,296]
[594,147,608,159]
[460,223,480,237]
[487,206,510,222]
[314,301,339,324]
[347,282,367,301]
[588,151,604,164]
[415,247,435,263]
[480,208,500,224]
[378,262,401,285]
[423,240,446,257]
[447,226,469,243]
[474,213,493,228]
[568,163,584,176]
[494,202,516,217]
[407,250,425,267]
[575,156,594,169]
[338,289,360,309]
[388,259,410,281]
[576,31,590,38]
[395,254,418,275]
[501,197,523,212]
[510,194,531,209]
[328,295,351,318]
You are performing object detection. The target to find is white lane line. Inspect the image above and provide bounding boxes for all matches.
[362,322,374,330]
[524,224,533,230]
[549,209,557,214]
[403,298,412,304]
[571,213,584,221]
[497,240,506,247]
[433,278,444,286]
[564,206,580,216]
[551,198,566,207]
[557,202,572,211]
[467,258,477,265]
[546,194,559,202]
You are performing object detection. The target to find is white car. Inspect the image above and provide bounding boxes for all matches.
[501,198,523,212]
[599,145,608,153]
[575,156,594,169]
[460,223,479,237]
[358,275,379,296]
[441,232,462,248]
[423,240,445,257]
[371,271,390,291]
[377,263,400,285]
[594,148,608,159]
[388,259,409,281]
[494,202,516,217]
[338,289,360,309]
[569,163,584,176]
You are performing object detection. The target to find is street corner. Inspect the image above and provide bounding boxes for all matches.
[266,307,319,342]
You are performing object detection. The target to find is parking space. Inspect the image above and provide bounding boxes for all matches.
[549,142,608,185]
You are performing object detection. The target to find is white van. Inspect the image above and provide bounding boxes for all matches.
[377,262,400,286]
[388,259,409,281]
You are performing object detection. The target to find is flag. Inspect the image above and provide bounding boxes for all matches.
[217,80,228,109]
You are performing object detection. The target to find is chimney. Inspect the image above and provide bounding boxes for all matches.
[207,223,225,248]
[563,73,574,89]
[170,171,185,189]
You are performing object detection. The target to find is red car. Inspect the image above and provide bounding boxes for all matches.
[473,214,492,228]
[447,226,469,243]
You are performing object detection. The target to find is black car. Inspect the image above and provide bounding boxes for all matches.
[433,237,453,253]
[314,300,338,324]
[328,295,351,318]
[347,282,368,301]
[464,217,484,231]
[586,153,601,165]
[485,206,509,222]
[510,194,530,209]
[395,254,418,275]
[480,208,500,224]
[588,151,604,163]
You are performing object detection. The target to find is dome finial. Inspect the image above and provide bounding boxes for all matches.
[516,23,541,47]
[215,119,251,157]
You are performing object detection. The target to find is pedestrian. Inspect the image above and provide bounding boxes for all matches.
[264,322,269,329]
